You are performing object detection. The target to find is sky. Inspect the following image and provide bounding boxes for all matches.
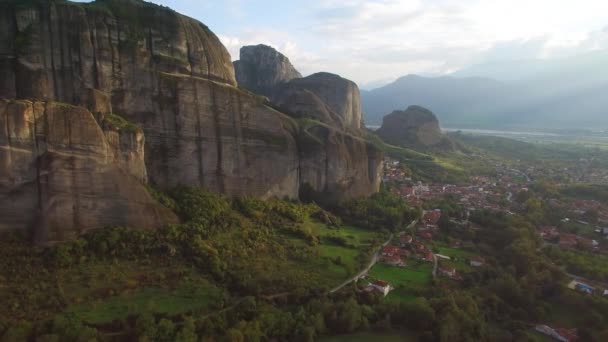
[75,0,608,88]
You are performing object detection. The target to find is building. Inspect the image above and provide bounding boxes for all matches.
[535,325,579,342]
[439,267,457,277]
[422,209,442,225]
[438,267,462,281]
[538,226,559,240]
[369,280,392,296]
[399,234,413,246]
[381,246,401,257]
[417,231,433,241]
[469,257,486,267]
[559,234,578,249]
[568,280,595,294]
[383,254,406,267]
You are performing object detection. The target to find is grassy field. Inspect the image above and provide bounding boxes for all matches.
[430,242,479,273]
[65,284,222,324]
[55,261,224,324]
[280,220,384,289]
[368,261,433,302]
[369,262,432,286]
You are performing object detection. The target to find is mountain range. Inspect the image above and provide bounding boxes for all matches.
[362,50,608,130]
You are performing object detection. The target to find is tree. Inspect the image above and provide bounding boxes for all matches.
[156,319,176,342]
[175,318,197,342]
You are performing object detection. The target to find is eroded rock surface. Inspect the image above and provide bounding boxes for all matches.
[273,72,363,132]
[234,44,301,98]
[0,100,176,243]
[376,105,453,150]
[0,0,382,242]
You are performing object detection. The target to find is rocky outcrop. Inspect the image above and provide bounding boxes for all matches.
[234,44,301,98]
[0,0,299,198]
[0,0,382,242]
[233,46,363,133]
[298,124,382,200]
[376,105,453,150]
[273,73,363,132]
[0,100,177,243]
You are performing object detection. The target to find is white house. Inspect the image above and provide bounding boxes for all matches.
[370,280,392,296]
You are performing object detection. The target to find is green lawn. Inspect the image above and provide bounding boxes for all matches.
[384,288,421,303]
[432,243,477,260]
[431,242,480,273]
[281,220,383,288]
[367,261,433,304]
[66,283,222,324]
[55,261,224,324]
[302,219,383,248]
[369,262,432,286]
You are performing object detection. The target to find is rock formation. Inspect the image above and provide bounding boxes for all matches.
[234,46,363,132]
[298,124,382,200]
[376,105,453,150]
[0,0,300,197]
[0,100,177,244]
[233,44,301,98]
[0,0,382,242]
[273,73,363,132]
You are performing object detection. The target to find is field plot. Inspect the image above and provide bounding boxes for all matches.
[367,261,433,302]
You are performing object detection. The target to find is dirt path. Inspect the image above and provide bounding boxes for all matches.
[329,219,419,294]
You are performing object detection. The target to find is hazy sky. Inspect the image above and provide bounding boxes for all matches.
[76,0,608,87]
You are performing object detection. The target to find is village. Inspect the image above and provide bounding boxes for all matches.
[356,157,608,342]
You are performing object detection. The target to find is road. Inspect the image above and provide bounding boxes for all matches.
[432,253,438,278]
[329,219,418,294]
[329,234,393,293]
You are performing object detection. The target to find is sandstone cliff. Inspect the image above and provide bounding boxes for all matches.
[0,0,382,242]
[376,105,454,150]
[233,46,364,133]
[273,73,363,132]
[298,123,382,200]
[234,44,301,98]
[0,0,300,198]
[0,100,177,243]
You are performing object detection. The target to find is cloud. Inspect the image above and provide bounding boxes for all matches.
[213,0,608,85]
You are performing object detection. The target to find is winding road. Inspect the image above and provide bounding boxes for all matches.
[329,219,418,294]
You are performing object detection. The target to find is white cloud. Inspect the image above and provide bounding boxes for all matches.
[215,0,608,85]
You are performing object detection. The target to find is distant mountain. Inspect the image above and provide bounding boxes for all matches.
[362,50,608,130]
[452,50,608,82]
[362,75,508,127]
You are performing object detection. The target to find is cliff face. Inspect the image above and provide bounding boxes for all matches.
[0,0,299,198]
[299,124,382,200]
[233,44,301,98]
[233,46,363,133]
[273,73,363,132]
[376,105,453,150]
[0,100,177,243]
[0,0,381,242]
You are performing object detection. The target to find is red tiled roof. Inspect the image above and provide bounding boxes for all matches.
[374,280,389,287]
